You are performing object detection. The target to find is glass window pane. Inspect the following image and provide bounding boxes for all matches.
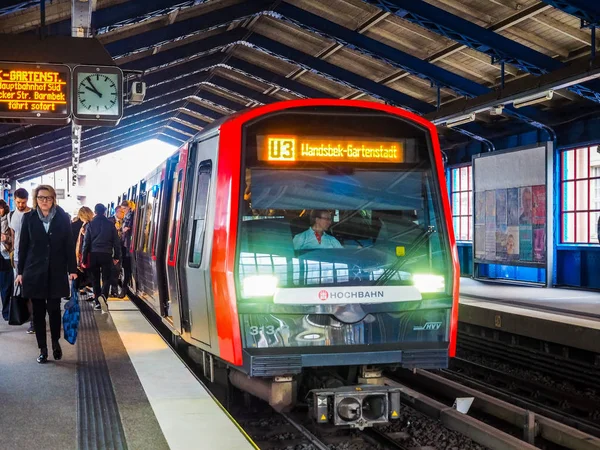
[576,180,589,211]
[576,212,589,243]
[563,181,575,211]
[591,212,600,243]
[460,167,468,191]
[460,192,468,216]
[452,193,460,215]
[452,169,459,192]
[453,216,460,237]
[468,222,473,241]
[563,150,575,181]
[592,178,600,210]
[575,147,589,179]
[563,213,574,243]
[460,216,469,241]
[468,192,473,216]
[467,166,472,191]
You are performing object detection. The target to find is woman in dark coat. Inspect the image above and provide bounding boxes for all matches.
[16,185,77,363]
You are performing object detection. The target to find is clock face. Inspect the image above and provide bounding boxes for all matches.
[76,72,120,116]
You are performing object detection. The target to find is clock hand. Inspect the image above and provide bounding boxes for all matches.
[84,86,102,97]
[85,79,103,98]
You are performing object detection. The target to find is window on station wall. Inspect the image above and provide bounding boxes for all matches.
[450,165,473,241]
[561,145,600,243]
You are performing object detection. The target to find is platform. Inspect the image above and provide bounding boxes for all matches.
[459,278,600,354]
[0,297,257,450]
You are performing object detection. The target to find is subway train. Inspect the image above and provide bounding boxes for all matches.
[117,99,459,429]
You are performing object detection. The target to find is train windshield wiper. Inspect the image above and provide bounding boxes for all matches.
[375,226,435,286]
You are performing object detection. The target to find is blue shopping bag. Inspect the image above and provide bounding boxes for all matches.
[63,281,80,345]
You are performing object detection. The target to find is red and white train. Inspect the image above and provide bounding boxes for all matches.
[119,99,459,428]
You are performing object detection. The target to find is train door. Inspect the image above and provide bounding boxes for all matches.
[164,146,189,333]
[154,157,178,319]
[178,138,216,346]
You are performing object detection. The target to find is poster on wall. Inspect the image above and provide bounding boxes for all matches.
[472,146,547,268]
[474,192,486,260]
[532,185,546,262]
[485,190,496,261]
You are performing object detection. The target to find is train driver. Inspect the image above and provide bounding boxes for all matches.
[293,210,343,250]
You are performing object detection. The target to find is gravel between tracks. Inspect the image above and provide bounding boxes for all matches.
[376,404,489,450]
[457,348,600,402]
[236,402,489,450]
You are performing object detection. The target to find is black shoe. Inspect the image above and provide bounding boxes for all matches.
[37,348,48,364]
[52,341,62,361]
[26,323,35,334]
[93,300,101,310]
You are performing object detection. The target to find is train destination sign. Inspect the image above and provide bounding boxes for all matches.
[259,135,404,164]
[0,62,70,122]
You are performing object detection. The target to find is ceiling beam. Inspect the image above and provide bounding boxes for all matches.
[426,52,600,124]
[360,0,600,103]
[540,0,600,25]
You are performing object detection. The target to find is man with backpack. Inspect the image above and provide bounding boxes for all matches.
[81,204,121,311]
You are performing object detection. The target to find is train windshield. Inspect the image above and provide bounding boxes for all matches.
[237,108,450,299]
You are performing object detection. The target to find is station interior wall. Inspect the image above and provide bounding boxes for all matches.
[447,114,600,290]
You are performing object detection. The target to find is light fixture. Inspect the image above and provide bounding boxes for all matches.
[242,275,278,298]
[489,106,504,116]
[513,90,553,108]
[412,274,445,293]
[445,113,476,128]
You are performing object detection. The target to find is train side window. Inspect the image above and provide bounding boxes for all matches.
[151,181,164,257]
[168,170,183,261]
[189,161,212,267]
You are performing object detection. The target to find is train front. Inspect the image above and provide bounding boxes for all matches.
[230,101,457,428]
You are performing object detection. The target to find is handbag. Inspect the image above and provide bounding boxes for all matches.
[63,281,81,345]
[8,285,29,326]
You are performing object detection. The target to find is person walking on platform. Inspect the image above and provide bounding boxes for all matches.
[81,204,121,311]
[109,206,125,297]
[0,200,13,321]
[15,185,77,364]
[75,206,94,296]
[8,188,34,333]
[120,200,133,290]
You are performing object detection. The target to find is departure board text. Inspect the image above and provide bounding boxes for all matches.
[0,63,70,118]
[259,136,403,164]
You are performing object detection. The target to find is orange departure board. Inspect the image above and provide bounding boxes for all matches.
[0,62,70,121]
[258,135,403,164]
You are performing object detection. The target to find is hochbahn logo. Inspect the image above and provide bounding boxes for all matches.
[318,289,385,301]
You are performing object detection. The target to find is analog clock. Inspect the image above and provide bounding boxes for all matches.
[76,72,119,116]
[72,65,123,124]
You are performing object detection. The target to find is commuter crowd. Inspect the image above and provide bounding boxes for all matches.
[0,187,133,363]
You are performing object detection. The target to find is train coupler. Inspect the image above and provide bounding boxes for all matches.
[310,385,401,429]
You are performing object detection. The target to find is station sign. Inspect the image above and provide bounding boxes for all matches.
[0,62,71,123]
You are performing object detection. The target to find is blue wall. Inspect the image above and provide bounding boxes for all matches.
[447,115,600,290]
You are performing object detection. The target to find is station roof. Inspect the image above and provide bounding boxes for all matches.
[1,0,600,181]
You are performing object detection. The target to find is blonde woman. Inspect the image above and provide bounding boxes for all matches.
[75,206,94,293]
[15,185,77,363]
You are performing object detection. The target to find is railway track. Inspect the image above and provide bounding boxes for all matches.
[458,329,600,390]
[445,357,600,437]
[388,368,600,450]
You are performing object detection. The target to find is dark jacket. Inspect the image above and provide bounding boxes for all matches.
[82,215,121,262]
[18,206,77,299]
[71,218,83,247]
[121,210,134,250]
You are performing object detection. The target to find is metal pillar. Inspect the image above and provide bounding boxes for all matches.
[71,0,95,187]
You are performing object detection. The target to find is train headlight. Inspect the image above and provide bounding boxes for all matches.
[412,274,445,293]
[242,275,278,298]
